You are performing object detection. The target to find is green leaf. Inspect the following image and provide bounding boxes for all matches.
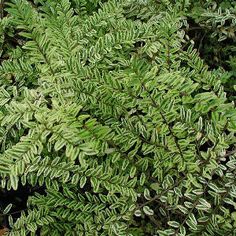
[134,209,142,217]
[143,206,154,216]
[144,188,151,200]
[129,166,136,178]
[177,205,188,214]
[10,175,18,190]
[150,183,159,192]
[167,221,180,228]
[140,173,146,186]
[54,139,66,151]
[180,225,186,235]
[186,213,198,230]
[231,212,236,221]
[197,198,211,209]
[80,176,87,188]
[3,203,13,214]
[91,177,100,192]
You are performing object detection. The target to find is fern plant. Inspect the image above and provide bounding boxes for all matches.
[0,0,236,235]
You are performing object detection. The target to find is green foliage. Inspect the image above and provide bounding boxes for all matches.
[189,1,236,101]
[0,0,236,235]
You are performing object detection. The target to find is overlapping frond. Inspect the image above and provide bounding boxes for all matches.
[0,0,236,235]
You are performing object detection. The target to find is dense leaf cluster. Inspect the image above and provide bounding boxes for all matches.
[0,0,236,235]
